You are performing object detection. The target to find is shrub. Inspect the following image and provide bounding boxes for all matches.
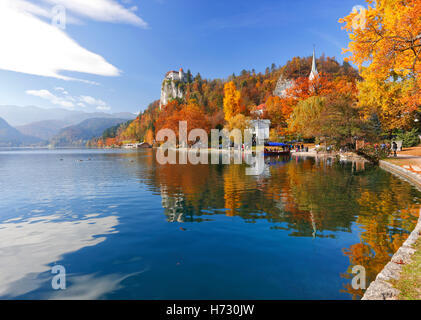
[396,129,420,148]
[357,143,390,164]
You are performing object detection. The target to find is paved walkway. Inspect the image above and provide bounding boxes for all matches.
[385,147,421,175]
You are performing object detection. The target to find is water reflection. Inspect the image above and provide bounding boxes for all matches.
[0,149,420,299]
[0,214,118,298]
[134,151,420,299]
[46,271,144,300]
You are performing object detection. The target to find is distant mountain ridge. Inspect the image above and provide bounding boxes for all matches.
[50,118,131,147]
[0,117,43,147]
[0,105,137,127]
[16,119,71,141]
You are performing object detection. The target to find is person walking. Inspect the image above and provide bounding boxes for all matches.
[392,141,398,157]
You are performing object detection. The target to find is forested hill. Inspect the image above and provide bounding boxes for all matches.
[93,55,359,147]
[50,118,130,147]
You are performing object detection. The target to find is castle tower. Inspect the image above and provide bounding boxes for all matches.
[179,68,184,81]
[309,47,318,81]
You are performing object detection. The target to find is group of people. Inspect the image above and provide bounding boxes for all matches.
[379,141,399,157]
[291,144,308,152]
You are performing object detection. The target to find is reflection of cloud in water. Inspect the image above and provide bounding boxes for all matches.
[47,272,144,300]
[0,214,118,298]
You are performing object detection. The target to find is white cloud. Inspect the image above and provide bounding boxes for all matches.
[13,0,82,24]
[80,95,111,111]
[14,0,51,19]
[40,0,148,27]
[0,1,120,82]
[26,89,75,108]
[26,88,112,111]
[0,0,148,82]
[54,86,69,94]
[80,95,104,106]
[96,105,111,111]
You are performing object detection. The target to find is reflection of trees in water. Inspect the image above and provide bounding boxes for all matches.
[283,159,362,236]
[133,151,421,299]
[339,168,420,299]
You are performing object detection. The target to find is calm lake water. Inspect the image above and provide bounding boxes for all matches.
[0,149,420,300]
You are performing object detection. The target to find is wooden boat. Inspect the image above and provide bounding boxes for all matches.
[264,142,291,157]
[264,149,291,156]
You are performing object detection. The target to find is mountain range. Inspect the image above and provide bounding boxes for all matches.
[0,117,42,147]
[0,106,137,147]
[16,119,72,141]
[0,105,137,127]
[49,118,130,147]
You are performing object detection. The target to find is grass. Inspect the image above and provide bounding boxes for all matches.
[393,237,421,300]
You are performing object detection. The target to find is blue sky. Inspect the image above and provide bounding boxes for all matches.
[0,0,362,114]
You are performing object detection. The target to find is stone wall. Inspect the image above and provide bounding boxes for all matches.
[362,160,421,300]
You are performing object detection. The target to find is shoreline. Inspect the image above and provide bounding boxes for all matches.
[291,150,368,162]
[154,147,370,162]
[362,160,421,300]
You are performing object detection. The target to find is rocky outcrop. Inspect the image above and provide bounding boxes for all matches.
[160,80,185,108]
[160,69,187,109]
[273,76,294,98]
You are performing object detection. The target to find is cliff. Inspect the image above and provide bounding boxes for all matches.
[160,79,185,108]
[160,68,187,108]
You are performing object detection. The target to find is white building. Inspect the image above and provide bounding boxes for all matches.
[165,68,185,82]
[249,119,271,143]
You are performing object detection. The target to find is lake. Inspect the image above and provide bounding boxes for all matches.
[0,149,419,299]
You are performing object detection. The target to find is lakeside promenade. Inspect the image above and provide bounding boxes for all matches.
[363,147,421,300]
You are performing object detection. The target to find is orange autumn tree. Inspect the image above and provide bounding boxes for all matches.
[145,129,154,145]
[286,72,360,144]
[270,73,358,139]
[223,81,244,121]
[262,95,292,140]
[155,101,211,144]
[340,0,421,129]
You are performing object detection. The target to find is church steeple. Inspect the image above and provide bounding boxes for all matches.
[309,47,318,81]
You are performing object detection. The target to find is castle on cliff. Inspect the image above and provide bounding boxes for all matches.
[160,68,187,109]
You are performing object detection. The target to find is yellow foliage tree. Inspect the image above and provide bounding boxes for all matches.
[224,113,251,133]
[223,81,243,121]
[357,77,414,130]
[339,0,421,128]
[288,96,326,139]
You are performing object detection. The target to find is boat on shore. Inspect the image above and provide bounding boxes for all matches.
[264,142,291,156]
